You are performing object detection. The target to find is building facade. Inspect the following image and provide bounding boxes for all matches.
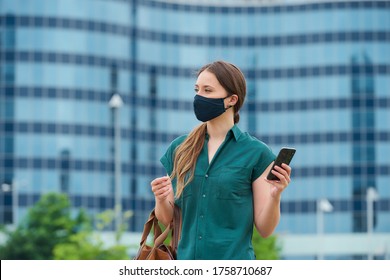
[1,0,389,259]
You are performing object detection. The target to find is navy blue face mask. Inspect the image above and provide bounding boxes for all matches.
[193,95,230,122]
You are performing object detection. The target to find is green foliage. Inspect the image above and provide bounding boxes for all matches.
[0,192,279,260]
[0,193,89,260]
[0,192,133,260]
[53,231,128,260]
[95,208,133,244]
[252,228,281,260]
[53,208,133,260]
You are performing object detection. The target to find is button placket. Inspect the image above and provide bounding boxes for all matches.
[196,172,209,259]
[202,174,208,198]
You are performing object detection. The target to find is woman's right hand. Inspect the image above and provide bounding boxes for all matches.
[150,176,173,202]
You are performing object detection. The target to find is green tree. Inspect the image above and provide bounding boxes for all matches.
[0,192,133,260]
[252,228,281,260]
[0,193,89,260]
[53,208,133,260]
[53,230,128,260]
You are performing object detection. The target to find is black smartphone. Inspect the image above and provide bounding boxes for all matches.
[266,147,296,180]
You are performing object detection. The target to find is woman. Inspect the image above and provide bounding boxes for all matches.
[151,60,292,260]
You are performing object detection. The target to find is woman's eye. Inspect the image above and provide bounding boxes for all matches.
[194,88,199,93]
[205,89,211,92]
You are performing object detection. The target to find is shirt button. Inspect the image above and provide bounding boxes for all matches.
[205,174,209,178]
[200,215,204,218]
[199,236,202,240]
[202,194,206,198]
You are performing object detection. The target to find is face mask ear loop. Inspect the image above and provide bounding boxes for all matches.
[224,95,235,110]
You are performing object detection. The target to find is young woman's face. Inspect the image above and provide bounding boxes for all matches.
[194,70,228,99]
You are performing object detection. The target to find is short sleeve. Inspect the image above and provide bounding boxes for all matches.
[251,143,276,182]
[160,147,173,175]
[159,135,187,176]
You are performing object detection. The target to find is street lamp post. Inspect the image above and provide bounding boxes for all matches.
[317,198,333,260]
[1,180,19,227]
[367,187,379,260]
[109,93,124,233]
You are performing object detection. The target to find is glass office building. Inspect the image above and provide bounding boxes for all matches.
[1,0,389,259]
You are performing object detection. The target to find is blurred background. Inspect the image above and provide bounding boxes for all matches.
[0,0,389,259]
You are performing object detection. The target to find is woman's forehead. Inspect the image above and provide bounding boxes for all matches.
[195,70,219,87]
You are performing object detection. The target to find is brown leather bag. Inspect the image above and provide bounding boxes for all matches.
[134,204,181,260]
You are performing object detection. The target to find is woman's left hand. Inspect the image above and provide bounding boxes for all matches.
[265,163,292,198]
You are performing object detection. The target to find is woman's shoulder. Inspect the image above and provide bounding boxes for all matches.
[168,134,188,149]
[239,132,275,161]
[161,134,188,168]
[241,131,271,150]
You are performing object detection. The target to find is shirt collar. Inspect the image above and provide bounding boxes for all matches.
[205,124,242,141]
[230,124,242,141]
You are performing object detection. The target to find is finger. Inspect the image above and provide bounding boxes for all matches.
[280,163,292,175]
[152,182,170,194]
[274,165,290,178]
[155,187,172,200]
[266,171,289,187]
[151,176,168,186]
[152,179,172,196]
[159,178,171,189]
[151,176,170,189]
[273,166,291,183]
[265,177,283,189]
[270,169,287,182]
[157,184,171,195]
[273,166,288,178]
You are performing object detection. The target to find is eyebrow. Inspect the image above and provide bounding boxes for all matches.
[194,84,215,89]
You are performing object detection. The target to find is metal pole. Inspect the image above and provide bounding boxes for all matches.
[1,182,18,227]
[367,191,373,260]
[114,104,121,232]
[367,187,378,260]
[109,94,123,233]
[317,199,324,260]
[317,199,333,260]
[13,180,18,227]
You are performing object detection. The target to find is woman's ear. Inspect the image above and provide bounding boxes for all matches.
[228,94,239,107]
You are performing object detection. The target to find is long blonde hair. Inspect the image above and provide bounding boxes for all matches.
[171,61,246,198]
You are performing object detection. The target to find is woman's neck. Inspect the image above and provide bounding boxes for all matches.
[206,114,234,140]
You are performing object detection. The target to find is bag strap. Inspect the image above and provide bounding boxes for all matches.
[138,209,162,247]
[170,204,182,251]
[153,204,182,250]
[139,204,182,251]
[154,222,171,246]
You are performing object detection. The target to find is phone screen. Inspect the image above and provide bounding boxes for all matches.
[266,147,296,180]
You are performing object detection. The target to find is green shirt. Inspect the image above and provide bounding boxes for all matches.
[160,125,275,260]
